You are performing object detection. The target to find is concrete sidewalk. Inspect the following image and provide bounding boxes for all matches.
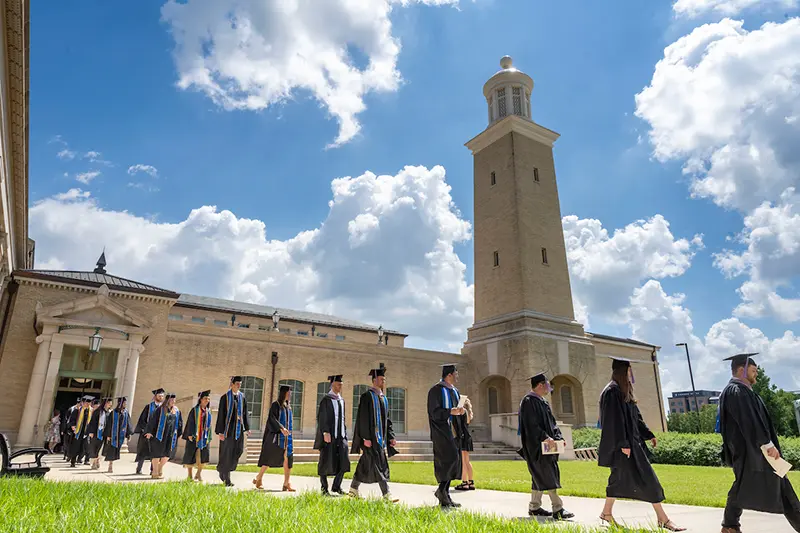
[41,453,794,532]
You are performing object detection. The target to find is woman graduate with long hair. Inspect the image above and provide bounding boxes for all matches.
[182,390,213,482]
[145,393,182,479]
[87,397,113,470]
[253,384,295,491]
[103,397,132,473]
[598,358,685,531]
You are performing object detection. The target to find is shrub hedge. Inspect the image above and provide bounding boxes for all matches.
[572,428,800,469]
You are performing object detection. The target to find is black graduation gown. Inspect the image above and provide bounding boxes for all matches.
[314,394,351,476]
[351,389,397,484]
[518,392,562,491]
[67,407,91,460]
[182,406,212,465]
[427,382,462,483]
[598,382,665,503]
[103,409,133,462]
[215,391,250,473]
[258,402,292,468]
[145,406,178,459]
[86,408,109,459]
[134,402,159,462]
[169,409,183,461]
[719,378,800,515]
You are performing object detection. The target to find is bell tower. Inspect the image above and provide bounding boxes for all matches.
[466,56,577,324]
[462,57,594,442]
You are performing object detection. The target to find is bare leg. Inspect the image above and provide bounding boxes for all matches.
[196,464,204,481]
[187,467,194,480]
[465,453,474,481]
[150,459,159,478]
[601,497,616,522]
[461,451,468,481]
[107,460,113,473]
[283,454,293,490]
[253,466,268,488]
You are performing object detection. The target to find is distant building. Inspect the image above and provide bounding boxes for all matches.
[668,390,721,414]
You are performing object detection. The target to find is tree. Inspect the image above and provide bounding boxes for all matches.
[667,404,717,434]
[752,367,799,437]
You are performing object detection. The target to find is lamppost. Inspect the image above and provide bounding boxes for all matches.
[269,351,279,404]
[377,325,384,345]
[676,342,698,412]
[272,310,280,331]
[80,328,104,369]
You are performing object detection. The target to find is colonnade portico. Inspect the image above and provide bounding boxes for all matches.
[14,285,151,450]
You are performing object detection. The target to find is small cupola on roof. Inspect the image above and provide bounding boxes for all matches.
[483,55,534,125]
[93,251,107,274]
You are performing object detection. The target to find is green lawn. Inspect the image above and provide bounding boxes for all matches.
[0,478,653,533]
[232,460,800,509]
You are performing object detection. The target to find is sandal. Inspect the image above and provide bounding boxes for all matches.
[252,478,263,490]
[468,480,475,491]
[599,513,617,526]
[283,484,296,492]
[658,521,686,532]
[454,481,470,491]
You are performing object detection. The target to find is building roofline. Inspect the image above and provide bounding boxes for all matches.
[588,331,660,350]
[14,270,181,299]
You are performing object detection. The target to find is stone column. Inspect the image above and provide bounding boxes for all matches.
[35,341,64,433]
[122,344,142,406]
[15,334,53,449]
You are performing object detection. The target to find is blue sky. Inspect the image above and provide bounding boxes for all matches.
[28,0,800,394]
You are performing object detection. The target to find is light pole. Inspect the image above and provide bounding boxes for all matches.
[676,342,698,412]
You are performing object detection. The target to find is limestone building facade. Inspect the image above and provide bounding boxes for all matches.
[0,55,667,452]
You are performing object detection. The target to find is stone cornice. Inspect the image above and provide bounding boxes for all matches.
[14,275,177,305]
[4,0,28,271]
[465,114,560,154]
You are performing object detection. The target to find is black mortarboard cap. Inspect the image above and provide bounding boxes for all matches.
[724,353,758,372]
[441,364,458,379]
[530,372,548,388]
[116,397,127,407]
[152,388,165,395]
[198,390,211,398]
[328,375,343,383]
[368,368,386,378]
[611,357,632,371]
[231,376,243,383]
[279,384,292,394]
[83,395,94,402]
[91,398,100,405]
[165,393,176,400]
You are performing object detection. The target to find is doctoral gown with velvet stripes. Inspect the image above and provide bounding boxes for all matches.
[351,389,397,484]
[427,382,462,483]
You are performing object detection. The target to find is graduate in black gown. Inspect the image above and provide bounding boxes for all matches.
[86,397,113,470]
[62,399,81,460]
[182,390,213,483]
[314,374,350,496]
[518,373,575,520]
[134,388,164,474]
[215,376,250,487]
[719,353,800,533]
[349,367,398,502]
[103,397,132,473]
[67,396,93,467]
[144,393,181,479]
[254,384,295,491]
[598,358,685,531]
[427,363,464,508]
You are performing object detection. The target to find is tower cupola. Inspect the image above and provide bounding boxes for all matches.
[483,55,533,125]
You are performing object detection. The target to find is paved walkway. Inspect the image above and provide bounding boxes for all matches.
[41,453,794,532]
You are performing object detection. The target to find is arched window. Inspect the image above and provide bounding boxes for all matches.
[240,376,264,430]
[560,385,574,415]
[352,384,370,424]
[278,379,304,429]
[386,387,406,434]
[316,382,329,411]
[488,386,499,415]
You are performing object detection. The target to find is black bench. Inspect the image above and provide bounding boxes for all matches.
[0,432,50,478]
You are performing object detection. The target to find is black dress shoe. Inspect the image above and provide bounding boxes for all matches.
[528,508,553,517]
[332,488,345,495]
[553,509,574,520]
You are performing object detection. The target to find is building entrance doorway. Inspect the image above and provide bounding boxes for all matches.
[52,345,119,422]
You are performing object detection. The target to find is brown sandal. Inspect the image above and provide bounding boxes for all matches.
[252,478,263,490]
[658,521,686,531]
[599,513,617,526]
[283,484,296,492]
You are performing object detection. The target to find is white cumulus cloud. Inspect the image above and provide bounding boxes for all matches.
[161,0,463,148]
[673,0,798,17]
[30,165,473,349]
[75,171,101,184]
[127,164,159,177]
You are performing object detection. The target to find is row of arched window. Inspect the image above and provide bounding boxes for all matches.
[237,376,407,434]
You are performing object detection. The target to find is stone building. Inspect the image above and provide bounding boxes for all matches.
[0,55,667,452]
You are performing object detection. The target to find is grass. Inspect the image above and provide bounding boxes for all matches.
[229,460,800,508]
[0,478,655,533]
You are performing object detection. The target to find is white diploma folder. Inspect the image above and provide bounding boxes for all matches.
[457,395,468,409]
[761,444,792,478]
[541,440,566,455]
